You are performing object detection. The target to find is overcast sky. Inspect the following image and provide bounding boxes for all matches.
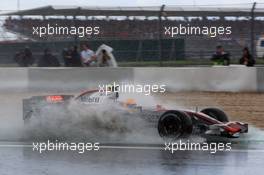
[0,0,263,11]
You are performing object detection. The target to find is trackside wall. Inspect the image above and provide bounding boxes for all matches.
[133,67,258,92]
[0,68,28,92]
[0,67,263,92]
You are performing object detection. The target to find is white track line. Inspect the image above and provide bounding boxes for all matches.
[1,144,264,153]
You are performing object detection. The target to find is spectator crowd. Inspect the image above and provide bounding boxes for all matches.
[211,45,255,66]
[14,43,118,67]
[14,44,255,67]
[5,17,259,67]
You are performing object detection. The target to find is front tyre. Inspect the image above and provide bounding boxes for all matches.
[200,108,229,122]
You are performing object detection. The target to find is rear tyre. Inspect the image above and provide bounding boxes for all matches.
[200,108,229,122]
[158,110,193,139]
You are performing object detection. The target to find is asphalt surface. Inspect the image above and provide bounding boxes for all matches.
[0,141,264,175]
[0,92,264,175]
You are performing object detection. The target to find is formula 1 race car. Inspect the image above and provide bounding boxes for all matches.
[23,89,248,139]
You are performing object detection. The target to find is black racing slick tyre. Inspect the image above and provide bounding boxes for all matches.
[158,110,193,139]
[200,108,229,122]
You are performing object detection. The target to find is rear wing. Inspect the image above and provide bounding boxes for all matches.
[22,95,74,121]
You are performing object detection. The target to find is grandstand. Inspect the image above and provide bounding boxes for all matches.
[0,4,264,65]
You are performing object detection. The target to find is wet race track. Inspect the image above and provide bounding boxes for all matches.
[0,92,264,175]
